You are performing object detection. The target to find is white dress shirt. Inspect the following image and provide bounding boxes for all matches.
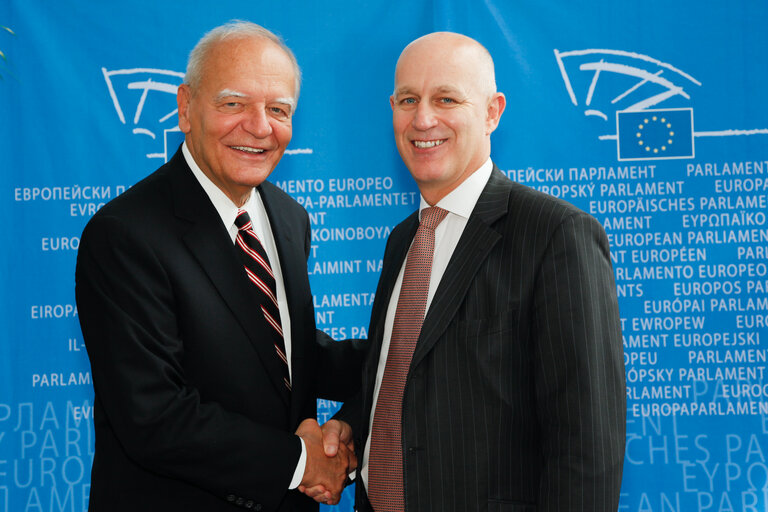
[183,142,306,489]
[361,158,494,488]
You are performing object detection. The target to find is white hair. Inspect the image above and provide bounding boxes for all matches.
[184,20,301,101]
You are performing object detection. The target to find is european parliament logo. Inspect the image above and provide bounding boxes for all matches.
[616,108,693,161]
[554,48,768,161]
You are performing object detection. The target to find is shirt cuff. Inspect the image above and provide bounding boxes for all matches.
[289,437,307,489]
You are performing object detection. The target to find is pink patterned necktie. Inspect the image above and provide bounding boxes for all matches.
[368,206,449,511]
[234,210,291,391]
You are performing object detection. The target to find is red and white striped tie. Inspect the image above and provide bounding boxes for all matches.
[235,209,291,391]
[368,206,448,511]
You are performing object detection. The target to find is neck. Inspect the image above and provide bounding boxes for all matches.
[227,189,252,208]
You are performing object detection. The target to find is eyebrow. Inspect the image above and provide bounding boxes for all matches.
[434,85,462,95]
[215,89,249,102]
[214,90,296,112]
[393,87,414,97]
[274,97,297,111]
[393,85,463,97]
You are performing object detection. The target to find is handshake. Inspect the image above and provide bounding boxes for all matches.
[295,418,355,505]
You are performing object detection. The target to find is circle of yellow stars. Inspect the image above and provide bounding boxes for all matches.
[636,116,675,154]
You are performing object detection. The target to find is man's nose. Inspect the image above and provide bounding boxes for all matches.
[243,107,274,138]
[411,102,438,131]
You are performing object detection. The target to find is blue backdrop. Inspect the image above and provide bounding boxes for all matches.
[1,1,767,510]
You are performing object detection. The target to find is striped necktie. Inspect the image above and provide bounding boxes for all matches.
[234,209,291,391]
[368,206,449,511]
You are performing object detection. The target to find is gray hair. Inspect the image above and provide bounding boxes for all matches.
[184,20,301,101]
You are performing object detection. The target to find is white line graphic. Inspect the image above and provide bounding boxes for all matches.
[555,48,768,159]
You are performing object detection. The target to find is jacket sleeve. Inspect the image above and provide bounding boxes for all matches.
[297,211,367,402]
[532,212,626,511]
[315,330,367,402]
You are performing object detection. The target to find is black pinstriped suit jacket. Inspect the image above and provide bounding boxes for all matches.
[338,166,626,511]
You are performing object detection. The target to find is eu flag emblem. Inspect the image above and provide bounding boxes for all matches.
[616,108,694,161]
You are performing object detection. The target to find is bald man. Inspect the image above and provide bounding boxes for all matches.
[310,32,626,511]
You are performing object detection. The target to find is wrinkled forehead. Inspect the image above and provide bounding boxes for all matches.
[199,38,297,91]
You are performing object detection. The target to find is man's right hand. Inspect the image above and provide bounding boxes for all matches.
[297,419,355,504]
[295,418,354,505]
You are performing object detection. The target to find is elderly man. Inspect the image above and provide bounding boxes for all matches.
[312,32,626,511]
[76,21,359,511]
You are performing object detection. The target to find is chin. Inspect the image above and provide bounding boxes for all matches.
[239,166,275,181]
[409,165,447,183]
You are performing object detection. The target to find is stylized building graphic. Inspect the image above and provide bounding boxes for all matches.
[555,48,768,161]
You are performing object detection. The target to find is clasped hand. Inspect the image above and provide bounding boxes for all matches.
[295,418,355,505]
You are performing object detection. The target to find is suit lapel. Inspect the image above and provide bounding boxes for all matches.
[410,167,511,370]
[169,152,291,406]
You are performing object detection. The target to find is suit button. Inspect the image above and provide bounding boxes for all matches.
[245,501,254,509]
[226,495,236,502]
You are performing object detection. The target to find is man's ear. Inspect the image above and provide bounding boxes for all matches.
[485,92,506,135]
[177,84,192,134]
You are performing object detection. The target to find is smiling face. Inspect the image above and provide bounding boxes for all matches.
[177,36,296,206]
[390,33,505,205]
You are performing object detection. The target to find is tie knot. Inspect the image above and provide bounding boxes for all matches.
[235,209,252,231]
[420,206,448,230]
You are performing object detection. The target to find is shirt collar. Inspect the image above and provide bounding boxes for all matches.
[182,141,255,230]
[418,157,493,221]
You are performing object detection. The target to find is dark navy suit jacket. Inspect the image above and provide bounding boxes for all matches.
[76,148,360,511]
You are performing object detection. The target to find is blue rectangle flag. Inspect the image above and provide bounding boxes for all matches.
[616,108,694,161]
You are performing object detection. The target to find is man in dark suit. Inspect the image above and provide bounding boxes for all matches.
[76,21,358,511]
[310,32,626,511]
